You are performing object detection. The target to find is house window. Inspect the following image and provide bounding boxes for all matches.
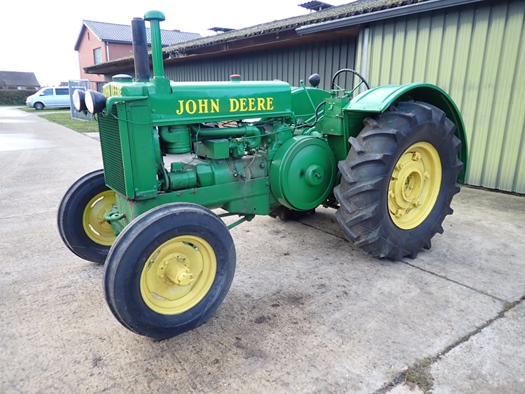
[93,48,102,65]
[96,82,105,92]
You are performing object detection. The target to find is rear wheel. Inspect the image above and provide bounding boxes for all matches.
[103,203,236,339]
[334,101,463,260]
[57,169,116,263]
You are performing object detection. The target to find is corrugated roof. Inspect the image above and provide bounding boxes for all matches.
[0,71,40,87]
[164,0,428,52]
[297,0,486,34]
[74,20,200,50]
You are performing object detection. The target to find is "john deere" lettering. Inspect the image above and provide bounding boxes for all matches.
[175,97,274,115]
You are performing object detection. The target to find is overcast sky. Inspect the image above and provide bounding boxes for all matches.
[0,0,351,86]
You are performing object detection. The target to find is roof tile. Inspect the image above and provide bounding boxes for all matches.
[82,20,200,47]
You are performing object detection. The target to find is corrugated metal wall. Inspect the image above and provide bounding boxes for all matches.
[164,37,356,91]
[356,0,525,193]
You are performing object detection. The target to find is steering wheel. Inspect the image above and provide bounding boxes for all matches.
[330,68,370,93]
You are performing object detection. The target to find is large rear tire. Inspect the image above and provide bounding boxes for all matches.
[57,169,116,263]
[334,101,463,260]
[103,203,236,339]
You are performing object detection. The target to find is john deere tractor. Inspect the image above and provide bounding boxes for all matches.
[58,11,467,339]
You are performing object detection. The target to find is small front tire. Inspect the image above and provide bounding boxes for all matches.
[103,203,236,340]
[57,169,116,263]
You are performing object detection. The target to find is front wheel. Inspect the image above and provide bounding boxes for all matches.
[57,169,116,263]
[103,203,236,339]
[334,101,463,260]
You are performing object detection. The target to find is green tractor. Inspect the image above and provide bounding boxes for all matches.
[58,11,467,339]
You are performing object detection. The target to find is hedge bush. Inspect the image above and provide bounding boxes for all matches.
[0,90,38,106]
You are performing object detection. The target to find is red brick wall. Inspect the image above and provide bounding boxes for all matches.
[107,43,134,60]
[77,28,135,90]
[77,29,106,90]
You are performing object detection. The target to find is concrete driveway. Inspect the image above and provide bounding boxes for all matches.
[1,106,524,393]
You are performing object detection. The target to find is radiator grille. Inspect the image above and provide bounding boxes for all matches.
[98,109,127,196]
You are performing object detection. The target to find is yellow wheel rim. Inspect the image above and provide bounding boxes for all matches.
[140,236,216,315]
[388,142,442,230]
[82,190,116,246]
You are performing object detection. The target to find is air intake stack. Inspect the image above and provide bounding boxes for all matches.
[144,11,166,78]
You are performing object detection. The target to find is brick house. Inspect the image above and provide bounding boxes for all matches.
[74,20,200,91]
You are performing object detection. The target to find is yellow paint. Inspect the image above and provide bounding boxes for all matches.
[140,235,216,315]
[229,97,274,112]
[257,97,266,110]
[82,190,117,246]
[388,142,442,229]
[229,98,240,112]
[175,97,274,115]
[198,99,209,114]
[248,97,256,111]
[210,99,220,113]
[102,84,122,98]
[175,98,219,115]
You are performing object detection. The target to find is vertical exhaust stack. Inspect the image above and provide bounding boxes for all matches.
[144,11,166,79]
[131,17,150,81]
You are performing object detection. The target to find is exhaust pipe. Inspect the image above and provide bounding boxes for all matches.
[131,17,150,81]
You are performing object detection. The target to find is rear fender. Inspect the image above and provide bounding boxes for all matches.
[345,83,468,183]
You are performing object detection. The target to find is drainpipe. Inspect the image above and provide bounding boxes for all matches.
[360,27,370,93]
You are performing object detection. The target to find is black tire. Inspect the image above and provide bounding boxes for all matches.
[34,102,44,110]
[103,203,236,340]
[57,169,116,263]
[334,101,463,260]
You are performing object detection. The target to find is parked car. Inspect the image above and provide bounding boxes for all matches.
[26,87,70,110]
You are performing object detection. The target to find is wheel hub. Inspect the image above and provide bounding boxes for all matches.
[305,164,325,186]
[140,236,216,315]
[158,253,195,286]
[82,190,117,246]
[388,142,442,229]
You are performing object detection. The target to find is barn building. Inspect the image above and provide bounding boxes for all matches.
[84,0,525,194]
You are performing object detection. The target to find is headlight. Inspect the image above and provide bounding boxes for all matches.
[85,90,107,114]
[72,89,87,111]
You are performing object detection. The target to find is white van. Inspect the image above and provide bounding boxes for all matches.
[26,87,71,110]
